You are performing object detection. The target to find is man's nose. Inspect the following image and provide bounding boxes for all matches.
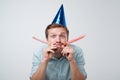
[56,36,61,42]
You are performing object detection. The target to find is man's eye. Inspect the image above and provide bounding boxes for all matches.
[51,35,56,38]
[60,35,65,38]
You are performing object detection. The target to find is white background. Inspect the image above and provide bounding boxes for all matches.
[0,0,120,80]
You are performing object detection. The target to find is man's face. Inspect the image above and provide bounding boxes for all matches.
[47,27,68,48]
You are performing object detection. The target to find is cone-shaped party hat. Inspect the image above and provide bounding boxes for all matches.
[32,4,86,44]
[52,4,67,27]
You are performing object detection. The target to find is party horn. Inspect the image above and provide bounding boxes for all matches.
[32,35,48,44]
[32,35,85,44]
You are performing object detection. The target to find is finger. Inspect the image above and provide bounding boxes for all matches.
[61,43,67,48]
[65,52,70,57]
[47,50,55,54]
[66,53,69,56]
[61,49,68,57]
[48,45,57,51]
[61,48,65,55]
[49,52,54,58]
[62,52,69,57]
[61,46,71,56]
[61,46,68,51]
[49,42,56,46]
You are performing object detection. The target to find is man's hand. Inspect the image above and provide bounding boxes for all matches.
[43,43,57,62]
[61,45,75,61]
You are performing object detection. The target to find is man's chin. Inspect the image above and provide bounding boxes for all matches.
[56,47,63,52]
[54,47,63,59]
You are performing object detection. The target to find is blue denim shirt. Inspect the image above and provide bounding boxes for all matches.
[30,44,87,80]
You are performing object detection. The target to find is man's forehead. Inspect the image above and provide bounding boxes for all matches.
[49,32,66,35]
[48,28,67,34]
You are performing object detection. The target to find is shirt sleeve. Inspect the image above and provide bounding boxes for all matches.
[74,47,87,78]
[30,48,44,78]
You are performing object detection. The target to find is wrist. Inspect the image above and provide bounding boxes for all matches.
[41,58,49,63]
[69,58,76,63]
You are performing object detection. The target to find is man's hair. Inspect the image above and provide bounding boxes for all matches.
[45,24,69,39]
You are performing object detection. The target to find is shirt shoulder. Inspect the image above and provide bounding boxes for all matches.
[33,44,48,57]
[70,44,85,61]
[70,44,83,55]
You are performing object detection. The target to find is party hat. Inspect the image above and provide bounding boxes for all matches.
[52,4,67,27]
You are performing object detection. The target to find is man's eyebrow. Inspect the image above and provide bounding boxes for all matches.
[61,32,67,35]
[49,33,56,35]
[60,31,66,34]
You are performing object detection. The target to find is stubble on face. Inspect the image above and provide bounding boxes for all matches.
[47,28,68,59]
[53,47,63,59]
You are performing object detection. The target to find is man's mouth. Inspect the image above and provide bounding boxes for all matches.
[55,43,67,48]
[55,43,62,47]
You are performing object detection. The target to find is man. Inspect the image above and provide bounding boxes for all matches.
[30,4,87,80]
